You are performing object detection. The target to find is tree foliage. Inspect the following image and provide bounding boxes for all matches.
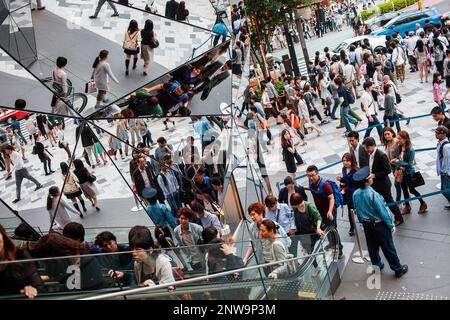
[246,0,311,64]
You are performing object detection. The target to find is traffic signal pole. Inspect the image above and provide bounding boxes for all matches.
[283,23,301,77]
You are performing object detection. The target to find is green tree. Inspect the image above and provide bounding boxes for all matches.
[246,0,311,76]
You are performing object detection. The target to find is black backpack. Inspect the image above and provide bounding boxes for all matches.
[439,140,450,159]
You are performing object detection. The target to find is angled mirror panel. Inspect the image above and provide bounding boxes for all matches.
[111,0,218,31]
[87,40,232,119]
[0,111,74,233]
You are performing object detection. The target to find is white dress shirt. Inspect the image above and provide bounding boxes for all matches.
[10,151,24,171]
[343,64,355,82]
[369,148,377,172]
[140,167,151,188]
[361,91,376,117]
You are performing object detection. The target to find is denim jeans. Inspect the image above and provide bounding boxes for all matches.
[440,174,450,203]
[364,115,383,139]
[331,97,339,119]
[343,106,357,132]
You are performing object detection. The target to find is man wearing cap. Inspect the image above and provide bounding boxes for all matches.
[144,187,178,238]
[352,166,408,278]
[435,125,450,209]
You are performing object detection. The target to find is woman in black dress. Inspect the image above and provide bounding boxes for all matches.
[33,132,54,176]
[281,129,297,178]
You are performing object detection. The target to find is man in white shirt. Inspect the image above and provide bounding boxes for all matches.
[361,81,383,140]
[5,146,42,203]
[343,58,360,98]
[406,31,418,72]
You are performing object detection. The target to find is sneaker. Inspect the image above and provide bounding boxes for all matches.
[37,6,46,10]
[89,15,97,19]
[34,184,43,191]
[12,198,21,203]
[111,13,119,17]
[395,265,408,278]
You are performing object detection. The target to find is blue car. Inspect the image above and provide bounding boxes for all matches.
[371,8,441,37]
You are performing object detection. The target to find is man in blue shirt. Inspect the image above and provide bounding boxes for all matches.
[8,116,27,145]
[264,195,295,236]
[435,125,450,209]
[352,166,408,278]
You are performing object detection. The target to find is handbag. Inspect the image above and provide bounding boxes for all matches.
[148,39,159,49]
[87,174,97,183]
[405,171,425,188]
[85,80,96,94]
[395,91,402,104]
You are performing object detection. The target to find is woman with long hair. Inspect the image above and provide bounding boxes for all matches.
[141,19,157,76]
[336,152,358,236]
[92,50,119,108]
[432,38,445,76]
[390,131,427,214]
[0,224,43,299]
[33,132,54,176]
[72,159,100,211]
[433,72,446,111]
[318,71,331,116]
[60,161,87,216]
[123,20,141,76]
[413,39,429,83]
[281,129,298,178]
[46,186,81,230]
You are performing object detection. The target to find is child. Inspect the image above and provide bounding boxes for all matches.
[433,72,447,111]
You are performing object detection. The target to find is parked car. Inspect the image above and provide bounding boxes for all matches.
[371,8,442,37]
[365,11,401,32]
[332,35,386,55]
[0,109,32,126]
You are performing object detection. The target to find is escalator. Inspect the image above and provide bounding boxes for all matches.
[0,229,340,300]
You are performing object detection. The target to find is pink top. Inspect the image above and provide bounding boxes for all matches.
[433,82,442,102]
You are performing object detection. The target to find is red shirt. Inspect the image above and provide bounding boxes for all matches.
[309,179,335,217]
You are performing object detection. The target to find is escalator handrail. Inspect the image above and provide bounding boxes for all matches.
[80,229,339,300]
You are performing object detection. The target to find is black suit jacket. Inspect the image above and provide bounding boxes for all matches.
[278,185,308,204]
[165,0,179,19]
[350,144,369,168]
[370,149,392,192]
[132,164,165,202]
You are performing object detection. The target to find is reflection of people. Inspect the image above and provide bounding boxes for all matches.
[89,0,119,19]
[92,50,119,108]
[141,81,193,114]
[212,18,228,46]
[196,61,232,101]
[165,0,179,19]
[141,19,157,76]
